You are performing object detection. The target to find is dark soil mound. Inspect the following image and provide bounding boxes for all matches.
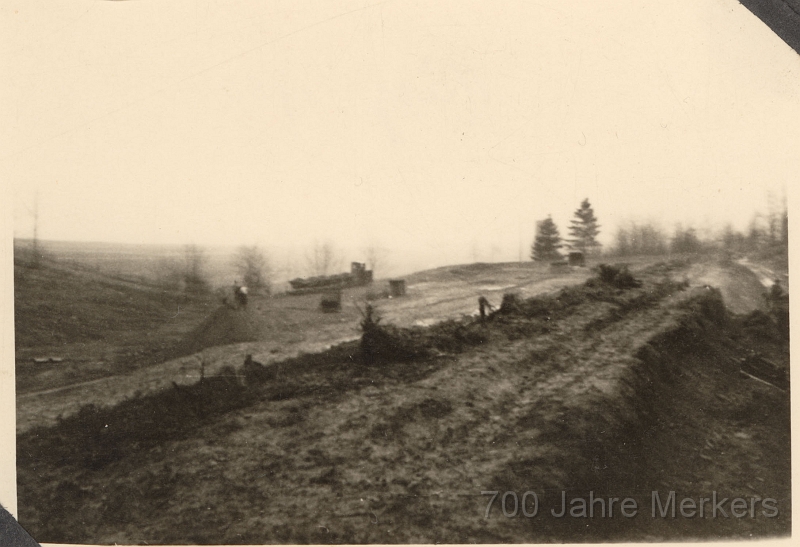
[171,306,266,357]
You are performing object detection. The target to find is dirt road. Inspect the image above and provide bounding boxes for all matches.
[684,260,771,314]
[17,263,591,433]
[18,257,774,434]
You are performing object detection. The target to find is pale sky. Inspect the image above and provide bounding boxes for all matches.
[3,0,798,266]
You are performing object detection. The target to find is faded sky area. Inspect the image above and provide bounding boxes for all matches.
[3,0,799,267]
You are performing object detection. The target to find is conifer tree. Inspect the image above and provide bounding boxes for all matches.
[531,216,563,261]
[567,198,601,254]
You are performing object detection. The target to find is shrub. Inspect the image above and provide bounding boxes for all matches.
[359,305,422,365]
[243,356,277,385]
[595,264,642,289]
[499,293,523,314]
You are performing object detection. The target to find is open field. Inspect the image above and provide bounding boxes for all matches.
[15,249,790,543]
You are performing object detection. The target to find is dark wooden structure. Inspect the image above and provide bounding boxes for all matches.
[568,251,586,267]
[289,262,373,295]
[388,279,406,297]
[319,290,342,313]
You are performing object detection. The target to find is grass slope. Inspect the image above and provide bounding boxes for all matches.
[14,258,214,393]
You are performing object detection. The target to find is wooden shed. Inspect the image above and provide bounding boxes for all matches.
[568,251,586,267]
[319,290,342,313]
[388,279,406,297]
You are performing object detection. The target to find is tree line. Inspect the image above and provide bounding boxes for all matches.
[162,196,788,295]
[156,241,387,296]
[531,197,788,262]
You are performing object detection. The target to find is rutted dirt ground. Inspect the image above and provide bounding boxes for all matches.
[17,262,592,433]
[18,256,756,433]
[16,257,790,543]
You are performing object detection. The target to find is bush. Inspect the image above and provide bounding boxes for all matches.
[499,293,523,314]
[243,355,277,385]
[360,305,422,365]
[595,264,642,289]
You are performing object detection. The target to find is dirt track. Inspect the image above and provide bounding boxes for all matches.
[17,256,771,433]
[16,258,790,543]
[17,263,592,433]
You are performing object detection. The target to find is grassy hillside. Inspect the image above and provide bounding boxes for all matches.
[14,257,215,393]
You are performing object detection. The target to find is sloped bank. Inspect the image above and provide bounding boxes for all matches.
[490,286,790,542]
[465,288,716,536]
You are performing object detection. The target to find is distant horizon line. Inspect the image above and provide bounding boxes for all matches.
[12,237,394,252]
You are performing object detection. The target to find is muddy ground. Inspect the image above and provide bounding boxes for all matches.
[16,256,790,543]
[16,260,592,433]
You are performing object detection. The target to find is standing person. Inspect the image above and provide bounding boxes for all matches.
[478,296,494,321]
[238,285,249,307]
[226,280,240,308]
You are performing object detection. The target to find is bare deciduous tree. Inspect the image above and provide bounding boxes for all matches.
[183,244,210,293]
[306,241,342,276]
[232,245,272,295]
[612,221,668,256]
[670,224,702,254]
[363,244,389,277]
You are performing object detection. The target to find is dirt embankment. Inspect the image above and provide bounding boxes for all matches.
[17,261,790,543]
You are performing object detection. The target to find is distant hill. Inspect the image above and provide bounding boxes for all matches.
[14,254,218,394]
[14,256,210,349]
[14,238,239,290]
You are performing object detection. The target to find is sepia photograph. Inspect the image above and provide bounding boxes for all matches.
[3,0,797,544]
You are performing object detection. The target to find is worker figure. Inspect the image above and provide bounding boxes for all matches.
[478,296,494,321]
[237,285,249,307]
